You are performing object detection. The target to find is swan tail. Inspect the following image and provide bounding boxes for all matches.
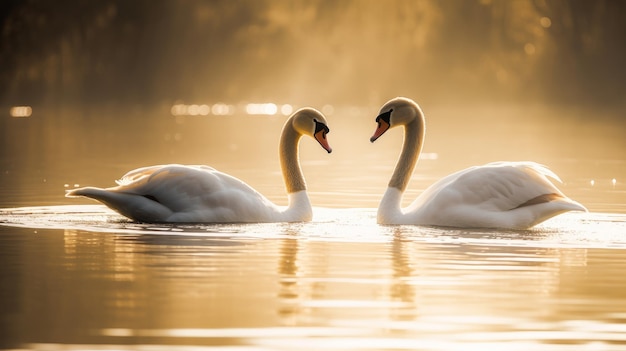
[66,187,100,198]
[512,194,587,229]
[65,187,173,222]
[555,196,587,214]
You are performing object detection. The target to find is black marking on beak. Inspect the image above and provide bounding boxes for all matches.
[313,118,332,153]
[314,118,330,137]
[375,109,393,127]
[370,109,393,142]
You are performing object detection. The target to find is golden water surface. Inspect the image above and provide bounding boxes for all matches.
[0,106,625,350]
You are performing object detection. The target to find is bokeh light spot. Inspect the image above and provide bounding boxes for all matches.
[280,104,293,116]
[10,106,32,118]
[322,104,335,116]
[246,103,277,115]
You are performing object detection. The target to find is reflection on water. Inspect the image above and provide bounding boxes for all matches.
[0,104,625,350]
[1,207,626,350]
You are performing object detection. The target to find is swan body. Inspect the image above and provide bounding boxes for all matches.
[67,108,332,223]
[371,97,586,229]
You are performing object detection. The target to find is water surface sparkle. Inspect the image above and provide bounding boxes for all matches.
[1,206,626,350]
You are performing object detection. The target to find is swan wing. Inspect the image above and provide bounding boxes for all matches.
[407,162,586,228]
[115,164,217,186]
[69,165,280,223]
[115,165,280,222]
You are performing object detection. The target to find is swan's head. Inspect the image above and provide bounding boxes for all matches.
[370,97,422,142]
[292,108,332,153]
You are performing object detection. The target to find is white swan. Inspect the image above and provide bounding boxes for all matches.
[66,108,332,223]
[370,97,586,229]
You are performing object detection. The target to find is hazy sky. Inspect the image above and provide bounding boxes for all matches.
[1,0,625,109]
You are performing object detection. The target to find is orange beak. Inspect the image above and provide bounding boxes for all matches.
[370,119,390,142]
[314,130,332,153]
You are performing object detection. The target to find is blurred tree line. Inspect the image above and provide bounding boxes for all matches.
[1,0,624,109]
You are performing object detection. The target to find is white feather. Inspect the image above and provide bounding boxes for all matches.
[374,97,586,229]
[66,109,330,223]
[404,162,586,229]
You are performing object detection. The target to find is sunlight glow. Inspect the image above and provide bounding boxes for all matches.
[280,104,293,116]
[10,106,32,118]
[612,178,617,188]
[211,103,234,115]
[172,103,220,116]
[187,104,200,115]
[183,104,208,116]
[590,180,595,187]
[100,326,370,338]
[170,103,186,116]
[540,17,552,28]
[420,152,439,160]
[246,103,278,115]
[198,104,210,115]
[322,104,335,116]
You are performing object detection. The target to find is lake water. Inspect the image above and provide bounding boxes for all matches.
[1,105,625,350]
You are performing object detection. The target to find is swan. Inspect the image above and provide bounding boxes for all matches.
[66,108,332,223]
[369,97,586,229]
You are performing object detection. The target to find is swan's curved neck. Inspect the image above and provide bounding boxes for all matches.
[378,117,424,223]
[280,122,306,194]
[389,118,424,192]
